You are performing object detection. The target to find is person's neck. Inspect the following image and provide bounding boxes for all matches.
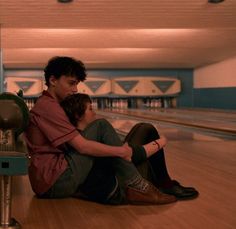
[47,88,59,102]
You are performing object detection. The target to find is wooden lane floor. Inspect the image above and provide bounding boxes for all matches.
[10,110,236,229]
[99,108,236,136]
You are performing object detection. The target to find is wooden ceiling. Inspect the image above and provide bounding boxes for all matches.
[0,0,236,69]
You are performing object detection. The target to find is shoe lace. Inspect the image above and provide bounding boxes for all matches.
[148,181,162,194]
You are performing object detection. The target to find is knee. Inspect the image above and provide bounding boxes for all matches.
[139,123,154,130]
[126,122,160,144]
[139,122,157,132]
[137,123,160,139]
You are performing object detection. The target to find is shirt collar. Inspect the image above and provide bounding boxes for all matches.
[42,90,54,99]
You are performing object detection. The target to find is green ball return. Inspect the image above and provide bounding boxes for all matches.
[0,92,29,229]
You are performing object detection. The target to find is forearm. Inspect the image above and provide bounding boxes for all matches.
[130,138,163,164]
[80,140,124,157]
[143,138,166,157]
[68,134,130,159]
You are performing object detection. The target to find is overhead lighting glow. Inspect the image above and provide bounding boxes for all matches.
[58,0,73,3]
[208,0,224,3]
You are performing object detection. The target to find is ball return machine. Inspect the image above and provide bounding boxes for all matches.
[0,92,29,229]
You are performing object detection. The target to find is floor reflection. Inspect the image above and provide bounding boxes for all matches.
[105,118,224,142]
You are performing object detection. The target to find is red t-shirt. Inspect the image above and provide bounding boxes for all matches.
[24,91,78,194]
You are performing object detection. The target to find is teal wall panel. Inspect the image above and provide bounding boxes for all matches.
[193,87,236,110]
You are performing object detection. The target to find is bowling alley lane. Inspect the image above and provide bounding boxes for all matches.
[96,108,236,141]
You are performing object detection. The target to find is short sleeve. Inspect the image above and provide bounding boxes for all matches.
[31,97,78,147]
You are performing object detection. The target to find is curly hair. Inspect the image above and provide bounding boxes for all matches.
[44,56,87,87]
[60,93,92,126]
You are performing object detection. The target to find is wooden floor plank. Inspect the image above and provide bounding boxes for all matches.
[7,112,236,229]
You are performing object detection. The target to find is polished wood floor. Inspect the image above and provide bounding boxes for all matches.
[10,109,236,229]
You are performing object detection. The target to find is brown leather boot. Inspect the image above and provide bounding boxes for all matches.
[126,182,177,205]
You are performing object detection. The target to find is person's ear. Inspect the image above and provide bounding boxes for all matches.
[49,75,57,87]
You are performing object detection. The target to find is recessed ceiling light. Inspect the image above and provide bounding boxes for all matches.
[58,0,73,3]
[208,0,225,3]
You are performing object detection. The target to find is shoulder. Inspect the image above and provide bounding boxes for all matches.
[92,118,112,127]
[32,94,62,115]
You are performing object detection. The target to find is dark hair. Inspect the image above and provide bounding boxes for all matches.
[44,56,87,87]
[60,93,92,126]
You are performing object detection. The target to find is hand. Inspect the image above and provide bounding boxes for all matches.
[158,135,168,148]
[120,143,132,162]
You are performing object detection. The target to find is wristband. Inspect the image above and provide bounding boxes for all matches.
[154,140,160,151]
